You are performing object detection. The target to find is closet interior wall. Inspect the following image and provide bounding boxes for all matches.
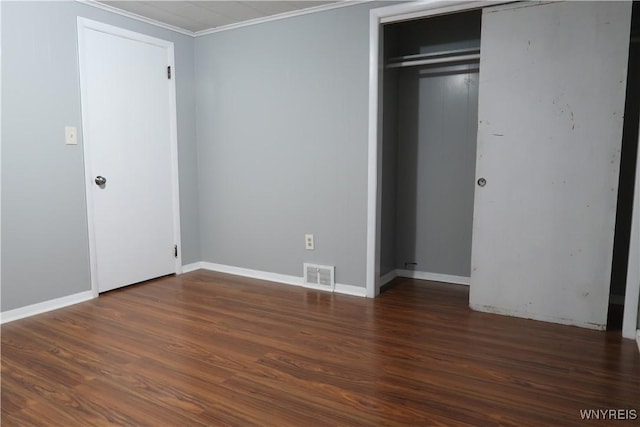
[380,11,482,282]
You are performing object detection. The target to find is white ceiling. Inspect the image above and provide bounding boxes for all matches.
[97,1,341,33]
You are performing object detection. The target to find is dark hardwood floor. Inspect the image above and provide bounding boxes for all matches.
[2,270,639,426]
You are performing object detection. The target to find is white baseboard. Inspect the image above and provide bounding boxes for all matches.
[396,269,470,286]
[0,290,95,324]
[380,270,398,287]
[187,264,468,295]
[182,262,204,273]
[193,262,367,298]
[0,260,366,324]
[200,262,303,286]
[334,283,368,297]
[637,330,640,353]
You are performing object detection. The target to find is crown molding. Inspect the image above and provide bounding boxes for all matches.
[76,0,196,36]
[194,1,374,37]
[77,0,375,38]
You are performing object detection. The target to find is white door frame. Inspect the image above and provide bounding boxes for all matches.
[365,1,506,298]
[622,121,640,341]
[77,18,182,297]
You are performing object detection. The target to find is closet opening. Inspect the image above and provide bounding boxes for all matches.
[378,10,482,293]
[608,1,640,332]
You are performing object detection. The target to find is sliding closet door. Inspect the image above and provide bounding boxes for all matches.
[469,2,632,328]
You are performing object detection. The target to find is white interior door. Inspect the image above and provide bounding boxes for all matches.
[470,2,632,329]
[78,19,180,293]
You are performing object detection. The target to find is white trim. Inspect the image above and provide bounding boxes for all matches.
[194,1,373,36]
[334,283,368,297]
[77,18,182,296]
[77,0,374,38]
[470,303,606,331]
[366,0,512,300]
[636,330,640,353]
[378,269,470,287]
[76,0,194,36]
[622,120,640,339]
[77,17,177,48]
[0,291,95,324]
[396,270,471,286]
[365,7,381,299]
[167,44,183,276]
[77,17,98,297]
[201,262,302,286]
[380,270,398,287]
[378,1,493,24]
[181,262,204,273]
[0,0,3,312]
[196,262,366,297]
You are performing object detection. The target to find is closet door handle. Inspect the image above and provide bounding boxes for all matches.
[477,178,486,187]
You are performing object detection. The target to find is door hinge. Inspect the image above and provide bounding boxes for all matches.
[174,244,178,258]
[167,66,171,79]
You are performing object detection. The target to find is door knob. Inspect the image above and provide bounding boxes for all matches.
[477,177,486,187]
[95,176,107,186]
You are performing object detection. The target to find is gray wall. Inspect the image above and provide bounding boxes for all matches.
[194,2,389,287]
[395,68,478,276]
[381,12,481,278]
[1,1,199,311]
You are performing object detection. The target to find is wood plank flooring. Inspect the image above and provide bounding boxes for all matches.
[2,270,639,426]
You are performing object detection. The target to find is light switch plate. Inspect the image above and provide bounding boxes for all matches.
[65,126,77,145]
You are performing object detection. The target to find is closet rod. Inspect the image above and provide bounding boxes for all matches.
[388,47,480,63]
[386,53,480,69]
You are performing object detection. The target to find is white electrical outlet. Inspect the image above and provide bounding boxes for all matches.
[305,234,314,250]
[65,126,78,145]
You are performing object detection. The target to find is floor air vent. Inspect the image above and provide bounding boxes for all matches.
[303,263,335,291]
